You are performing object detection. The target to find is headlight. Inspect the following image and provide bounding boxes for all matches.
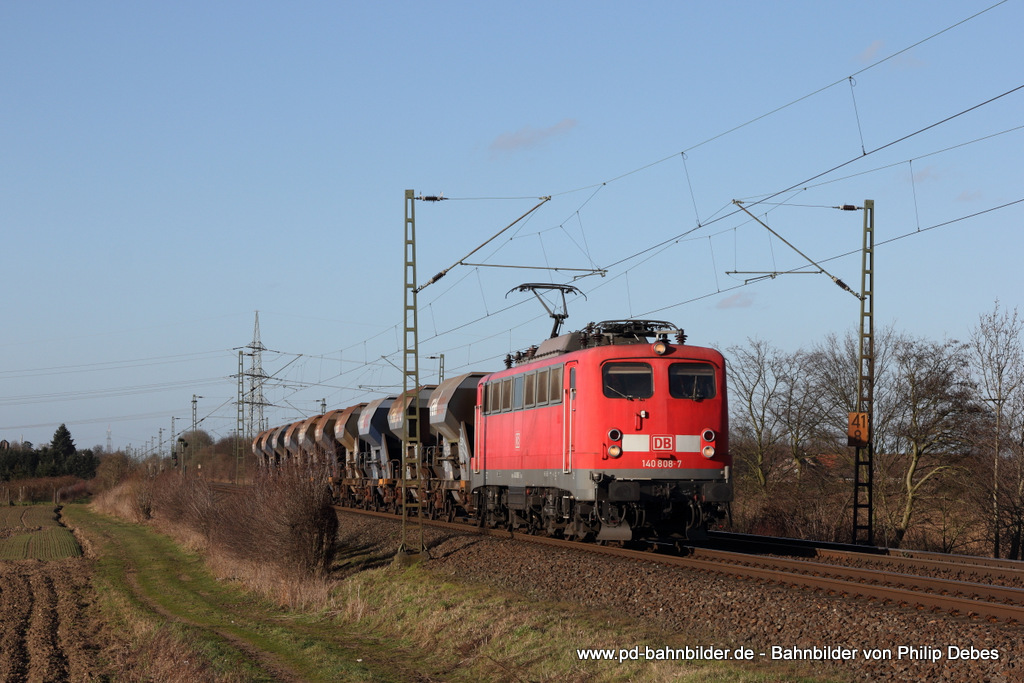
[653,340,670,355]
[608,445,623,458]
[702,429,716,442]
[702,446,715,459]
[607,428,623,442]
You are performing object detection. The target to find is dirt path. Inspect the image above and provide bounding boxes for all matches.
[64,504,420,682]
[119,566,304,682]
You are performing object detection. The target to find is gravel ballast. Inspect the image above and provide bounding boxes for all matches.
[336,510,1024,682]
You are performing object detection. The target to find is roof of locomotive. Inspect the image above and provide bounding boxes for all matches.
[513,319,686,363]
[482,319,724,382]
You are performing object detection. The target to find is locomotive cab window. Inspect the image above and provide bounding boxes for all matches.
[669,363,716,400]
[602,363,653,399]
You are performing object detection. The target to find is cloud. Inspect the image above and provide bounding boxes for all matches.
[489,118,578,156]
[857,39,924,69]
[857,40,884,63]
[716,292,754,309]
[892,53,925,69]
[911,165,941,183]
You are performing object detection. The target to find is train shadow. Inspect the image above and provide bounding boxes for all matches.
[332,539,394,574]
[425,533,490,559]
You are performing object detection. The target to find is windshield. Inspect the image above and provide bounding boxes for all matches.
[669,363,716,400]
[602,363,653,399]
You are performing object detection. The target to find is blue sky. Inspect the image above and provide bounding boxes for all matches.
[2,1,1022,453]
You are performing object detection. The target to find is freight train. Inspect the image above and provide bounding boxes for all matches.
[253,319,732,541]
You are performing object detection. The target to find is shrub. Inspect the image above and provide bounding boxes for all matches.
[91,475,155,524]
[150,472,214,542]
[213,467,337,577]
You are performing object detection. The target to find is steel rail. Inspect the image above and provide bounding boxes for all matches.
[709,530,1024,586]
[687,546,1024,608]
[334,505,1024,623]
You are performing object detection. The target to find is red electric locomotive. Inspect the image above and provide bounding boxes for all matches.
[470,320,731,541]
[255,318,732,542]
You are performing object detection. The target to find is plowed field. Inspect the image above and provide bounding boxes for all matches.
[0,558,105,681]
[0,506,109,681]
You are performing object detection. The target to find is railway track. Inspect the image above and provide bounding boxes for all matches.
[333,503,1024,624]
[211,482,1024,624]
[709,530,1024,592]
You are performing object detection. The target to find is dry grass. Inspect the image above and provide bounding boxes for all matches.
[332,564,739,682]
[116,626,249,683]
[66,505,280,681]
[91,475,153,524]
[204,547,337,610]
[96,582,232,682]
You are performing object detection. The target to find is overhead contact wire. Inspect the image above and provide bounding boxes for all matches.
[260,2,1014,414]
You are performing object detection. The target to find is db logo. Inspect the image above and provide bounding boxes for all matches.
[652,435,673,451]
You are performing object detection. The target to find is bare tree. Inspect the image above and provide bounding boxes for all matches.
[727,338,787,490]
[883,337,982,548]
[807,326,902,452]
[729,327,987,549]
[774,349,829,481]
[806,327,919,544]
[970,301,1024,557]
[1000,390,1024,558]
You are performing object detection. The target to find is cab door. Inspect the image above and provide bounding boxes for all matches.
[562,362,577,473]
[472,383,488,477]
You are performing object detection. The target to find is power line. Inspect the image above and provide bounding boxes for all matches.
[638,197,1024,318]
[0,410,188,431]
[264,6,1016,390]
[547,1,1010,200]
[0,377,228,406]
[595,83,1024,275]
[268,192,1024,412]
[242,5,1020,418]
[0,349,231,379]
